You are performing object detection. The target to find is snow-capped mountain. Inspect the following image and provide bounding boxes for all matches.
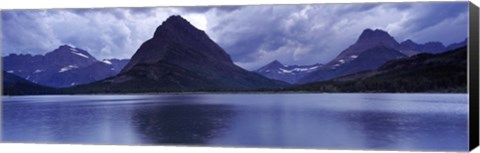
[255,60,323,84]
[45,45,98,67]
[332,29,401,61]
[297,28,467,84]
[3,45,130,88]
[298,29,408,84]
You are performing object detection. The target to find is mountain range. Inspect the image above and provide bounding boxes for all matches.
[256,28,467,84]
[3,45,129,88]
[255,60,323,84]
[2,15,468,95]
[291,46,467,92]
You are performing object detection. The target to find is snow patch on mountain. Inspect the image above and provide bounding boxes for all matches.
[34,69,43,73]
[102,59,112,65]
[59,65,79,73]
[71,51,90,59]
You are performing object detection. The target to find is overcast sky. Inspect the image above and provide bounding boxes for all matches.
[1,2,468,70]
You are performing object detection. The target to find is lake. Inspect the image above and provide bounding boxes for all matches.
[1,93,468,151]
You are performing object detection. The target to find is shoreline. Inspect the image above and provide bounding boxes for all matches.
[2,92,469,97]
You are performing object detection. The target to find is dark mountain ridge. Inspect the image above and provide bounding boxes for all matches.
[3,71,54,95]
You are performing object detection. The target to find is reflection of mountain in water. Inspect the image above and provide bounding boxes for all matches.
[131,95,235,145]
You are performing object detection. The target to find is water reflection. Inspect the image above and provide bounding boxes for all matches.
[2,94,468,151]
[343,111,468,151]
[131,95,235,145]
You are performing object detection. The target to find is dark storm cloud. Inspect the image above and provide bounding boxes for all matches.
[2,2,469,70]
[1,7,177,59]
[206,4,388,69]
[206,2,468,69]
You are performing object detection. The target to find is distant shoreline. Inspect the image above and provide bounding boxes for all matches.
[2,91,469,97]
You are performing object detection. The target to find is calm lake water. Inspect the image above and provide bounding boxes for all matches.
[1,94,468,151]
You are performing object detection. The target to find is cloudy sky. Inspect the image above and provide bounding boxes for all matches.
[1,2,468,70]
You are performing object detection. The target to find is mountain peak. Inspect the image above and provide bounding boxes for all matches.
[153,15,200,38]
[163,15,191,27]
[332,28,400,63]
[52,45,89,54]
[59,44,72,47]
[123,15,234,73]
[57,44,74,50]
[46,45,97,63]
[362,28,374,33]
[255,60,285,73]
[401,39,415,44]
[55,44,85,52]
[400,39,420,48]
[269,60,284,67]
[357,28,393,43]
[165,15,188,23]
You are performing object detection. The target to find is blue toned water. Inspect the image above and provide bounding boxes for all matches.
[1,94,468,151]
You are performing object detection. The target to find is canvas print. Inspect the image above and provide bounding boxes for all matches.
[1,2,474,151]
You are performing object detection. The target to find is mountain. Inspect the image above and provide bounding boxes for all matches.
[398,39,423,56]
[3,45,130,88]
[3,71,54,95]
[291,46,467,93]
[297,28,467,84]
[299,46,406,84]
[255,60,323,84]
[332,29,401,62]
[331,29,466,61]
[399,38,467,54]
[445,38,467,51]
[326,29,459,67]
[70,15,287,93]
[419,42,446,53]
[44,45,98,67]
[297,29,407,84]
[399,39,445,54]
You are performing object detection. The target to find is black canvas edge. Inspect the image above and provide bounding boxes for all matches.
[469,1,479,151]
